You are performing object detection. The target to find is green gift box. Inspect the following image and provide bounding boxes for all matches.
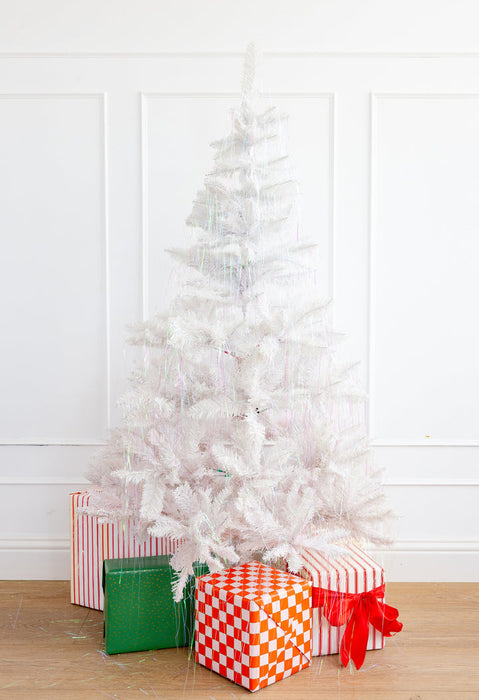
[102,555,207,655]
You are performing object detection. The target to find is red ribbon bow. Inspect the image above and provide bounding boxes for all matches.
[313,583,403,669]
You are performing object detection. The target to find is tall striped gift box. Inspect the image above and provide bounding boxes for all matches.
[70,491,177,611]
[298,543,402,669]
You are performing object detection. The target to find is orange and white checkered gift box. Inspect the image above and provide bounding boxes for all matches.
[195,561,312,692]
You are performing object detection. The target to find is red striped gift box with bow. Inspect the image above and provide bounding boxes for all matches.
[297,543,402,668]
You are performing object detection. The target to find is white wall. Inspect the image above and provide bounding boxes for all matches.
[1,0,478,581]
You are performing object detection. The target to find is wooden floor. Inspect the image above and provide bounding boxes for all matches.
[0,582,478,699]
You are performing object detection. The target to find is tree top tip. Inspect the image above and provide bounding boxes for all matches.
[241,43,262,102]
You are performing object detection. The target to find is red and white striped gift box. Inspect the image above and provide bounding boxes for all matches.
[298,543,385,661]
[195,561,311,693]
[70,491,177,611]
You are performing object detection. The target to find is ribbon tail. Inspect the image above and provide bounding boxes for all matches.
[340,600,370,670]
[339,621,352,668]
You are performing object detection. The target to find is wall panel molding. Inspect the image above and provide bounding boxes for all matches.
[0,537,70,551]
[4,536,477,554]
[368,91,479,447]
[0,91,111,446]
[384,479,479,486]
[5,51,479,59]
[372,439,479,447]
[2,476,478,487]
[0,478,89,486]
[372,539,479,552]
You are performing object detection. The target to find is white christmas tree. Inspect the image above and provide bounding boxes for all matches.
[88,45,392,600]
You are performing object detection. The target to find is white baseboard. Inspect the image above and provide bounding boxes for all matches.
[0,538,71,580]
[0,538,478,581]
[370,541,479,582]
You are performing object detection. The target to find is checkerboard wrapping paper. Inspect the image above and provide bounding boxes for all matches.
[298,543,385,657]
[70,492,178,611]
[195,561,311,692]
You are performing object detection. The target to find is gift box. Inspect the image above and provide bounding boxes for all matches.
[298,543,402,668]
[103,556,208,655]
[195,561,312,692]
[70,492,177,611]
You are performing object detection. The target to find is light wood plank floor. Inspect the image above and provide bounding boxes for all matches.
[0,581,478,699]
